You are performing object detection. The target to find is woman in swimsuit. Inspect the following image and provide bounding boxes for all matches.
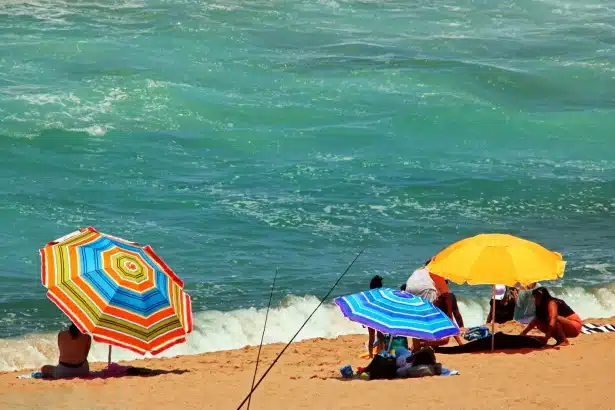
[520,287,582,346]
[41,323,92,378]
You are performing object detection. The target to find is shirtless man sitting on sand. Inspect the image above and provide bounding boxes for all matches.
[41,323,91,378]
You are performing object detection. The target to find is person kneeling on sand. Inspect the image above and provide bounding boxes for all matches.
[41,323,92,378]
[520,287,582,346]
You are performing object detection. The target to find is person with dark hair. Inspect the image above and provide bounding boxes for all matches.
[369,275,383,290]
[486,285,518,324]
[367,275,385,357]
[520,287,582,346]
[41,323,92,378]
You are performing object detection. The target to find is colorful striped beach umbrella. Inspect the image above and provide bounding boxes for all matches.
[334,288,459,341]
[40,227,193,356]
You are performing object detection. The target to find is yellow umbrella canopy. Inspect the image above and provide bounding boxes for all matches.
[426,233,565,287]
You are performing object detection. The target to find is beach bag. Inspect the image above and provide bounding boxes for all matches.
[364,354,397,380]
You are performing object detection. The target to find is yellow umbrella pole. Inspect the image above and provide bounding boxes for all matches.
[491,286,496,351]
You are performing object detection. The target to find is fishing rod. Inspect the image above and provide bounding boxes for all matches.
[247,267,278,410]
[236,248,365,410]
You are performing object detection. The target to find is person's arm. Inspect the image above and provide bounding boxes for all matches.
[542,301,559,342]
[453,308,464,329]
[436,292,454,318]
[377,331,385,353]
[520,318,538,336]
[368,327,375,358]
[444,294,453,318]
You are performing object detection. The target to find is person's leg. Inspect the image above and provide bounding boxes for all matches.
[536,319,569,345]
[451,294,465,329]
[436,293,454,318]
[435,294,461,345]
[557,315,582,338]
[40,365,55,378]
[377,331,386,352]
[52,363,90,379]
[551,320,568,345]
[425,337,450,347]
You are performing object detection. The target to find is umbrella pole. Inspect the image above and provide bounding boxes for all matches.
[108,345,112,367]
[491,285,496,352]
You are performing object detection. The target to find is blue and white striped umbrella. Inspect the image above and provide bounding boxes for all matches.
[334,288,460,341]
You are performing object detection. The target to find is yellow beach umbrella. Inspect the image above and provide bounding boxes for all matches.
[426,233,565,350]
[427,234,565,287]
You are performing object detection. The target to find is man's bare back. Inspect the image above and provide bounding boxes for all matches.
[58,328,91,365]
[41,324,92,378]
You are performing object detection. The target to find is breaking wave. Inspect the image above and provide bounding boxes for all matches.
[2,285,615,372]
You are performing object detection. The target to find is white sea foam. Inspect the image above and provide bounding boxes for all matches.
[2,286,615,372]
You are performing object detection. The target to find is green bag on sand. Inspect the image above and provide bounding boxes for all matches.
[383,335,409,351]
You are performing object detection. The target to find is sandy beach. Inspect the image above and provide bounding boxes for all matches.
[1,318,614,410]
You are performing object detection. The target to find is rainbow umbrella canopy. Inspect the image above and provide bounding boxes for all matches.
[40,226,193,356]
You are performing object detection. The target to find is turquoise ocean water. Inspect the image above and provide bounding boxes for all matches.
[1,0,615,370]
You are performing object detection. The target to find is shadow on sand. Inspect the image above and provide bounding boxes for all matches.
[37,367,189,381]
[434,332,556,355]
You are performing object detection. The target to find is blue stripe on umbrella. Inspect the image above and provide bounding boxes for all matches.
[334,288,460,341]
[71,236,177,316]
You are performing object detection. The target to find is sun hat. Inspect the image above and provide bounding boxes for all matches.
[494,284,506,300]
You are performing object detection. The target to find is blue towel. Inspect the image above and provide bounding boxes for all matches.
[441,368,460,376]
